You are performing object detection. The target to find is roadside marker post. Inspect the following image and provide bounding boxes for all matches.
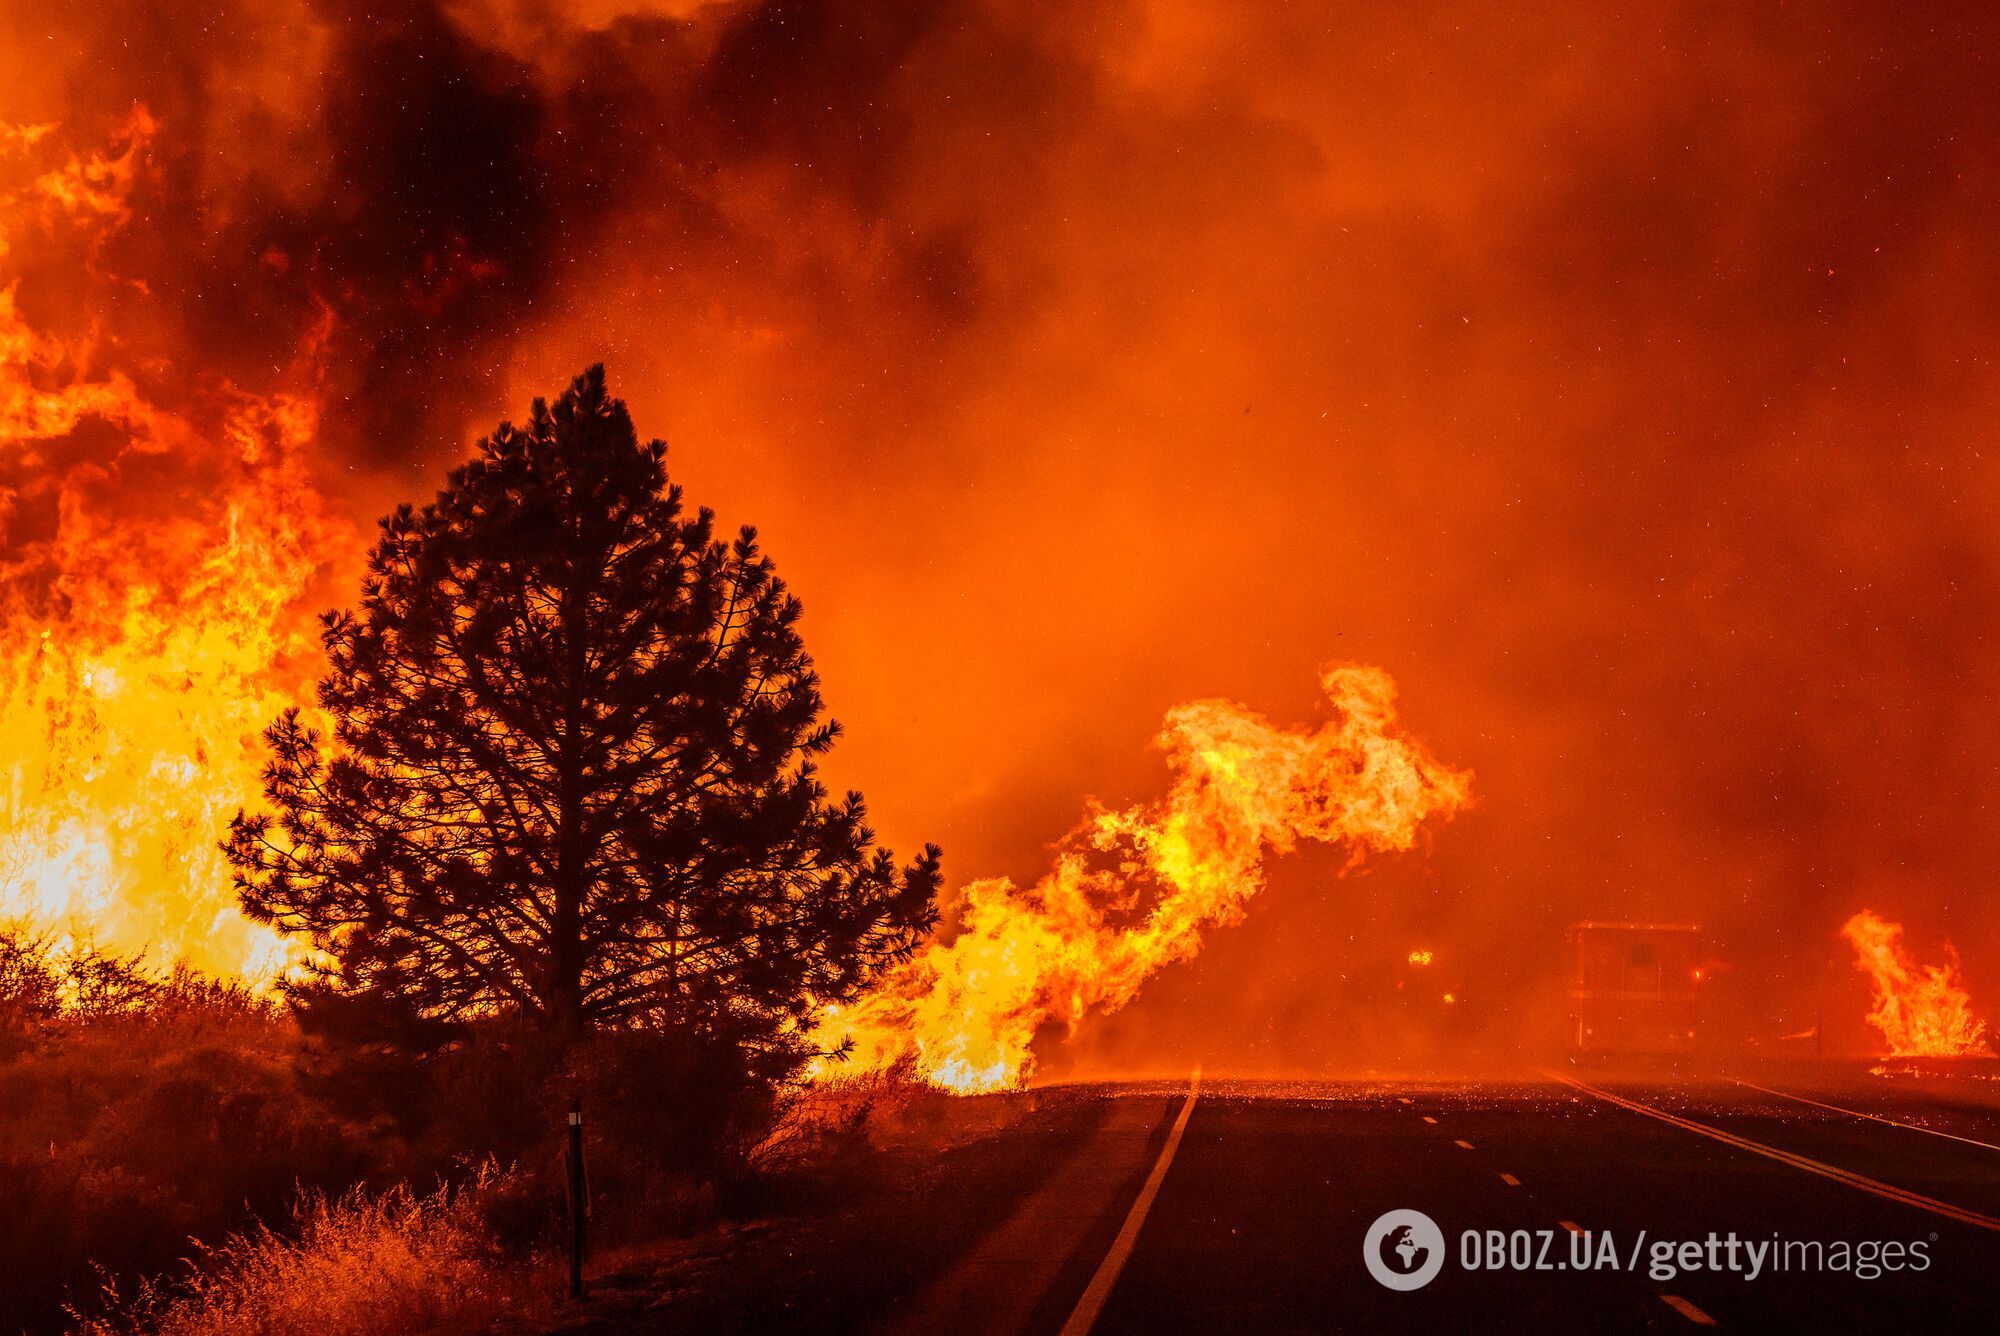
[567,1099,588,1300]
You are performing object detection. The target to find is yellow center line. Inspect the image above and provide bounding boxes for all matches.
[1059,1071,1202,1336]
[1541,1069,2000,1234]
[1727,1076,2000,1153]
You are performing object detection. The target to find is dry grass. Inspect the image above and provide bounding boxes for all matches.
[0,928,388,1334]
[73,1170,544,1336]
[753,1062,1047,1172]
[750,1064,918,1168]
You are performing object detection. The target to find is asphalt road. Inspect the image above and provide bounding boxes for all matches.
[1013,1070,2000,1335]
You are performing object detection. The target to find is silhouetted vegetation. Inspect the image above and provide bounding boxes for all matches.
[0,928,380,1333]
[227,367,938,1083]
[0,928,1065,1336]
[9,370,955,1333]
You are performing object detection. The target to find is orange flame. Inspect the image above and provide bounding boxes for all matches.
[1841,910,1991,1058]
[0,112,348,978]
[809,665,1470,1093]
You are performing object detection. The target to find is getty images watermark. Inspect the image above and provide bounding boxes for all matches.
[1363,1210,1935,1290]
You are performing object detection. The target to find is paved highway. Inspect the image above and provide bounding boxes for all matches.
[911,1070,2000,1335]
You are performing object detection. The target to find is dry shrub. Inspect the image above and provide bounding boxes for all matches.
[0,931,390,1334]
[750,1061,1041,1170]
[751,1061,925,1170]
[0,925,275,1039]
[75,1170,542,1336]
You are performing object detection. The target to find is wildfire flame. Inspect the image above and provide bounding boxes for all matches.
[809,665,1470,1093]
[0,111,347,978]
[3,121,1471,1050]
[1841,909,1992,1058]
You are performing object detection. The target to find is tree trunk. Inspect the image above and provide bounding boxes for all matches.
[550,522,592,1036]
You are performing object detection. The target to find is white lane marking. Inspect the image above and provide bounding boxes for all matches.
[1499,1172,1521,1186]
[1558,1220,1583,1234]
[1542,1069,2000,1233]
[1728,1077,2000,1153]
[1422,1115,1439,1125]
[1661,1294,1716,1326]
[1454,1139,1475,1149]
[1059,1072,1202,1336]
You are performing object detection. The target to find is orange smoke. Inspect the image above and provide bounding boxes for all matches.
[1841,910,1991,1058]
[809,665,1470,1093]
[0,112,348,977]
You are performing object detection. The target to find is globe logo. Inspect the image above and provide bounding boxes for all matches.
[1389,1226,1425,1270]
[1363,1209,1446,1291]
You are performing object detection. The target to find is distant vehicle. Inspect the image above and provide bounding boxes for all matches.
[1564,921,1702,1058]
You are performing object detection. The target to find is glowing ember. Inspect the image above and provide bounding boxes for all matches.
[1841,910,1991,1058]
[808,664,1470,1093]
[0,112,348,978]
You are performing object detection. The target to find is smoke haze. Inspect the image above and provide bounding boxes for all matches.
[5,0,1999,1068]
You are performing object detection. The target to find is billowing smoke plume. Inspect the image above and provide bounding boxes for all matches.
[4,1,2000,1062]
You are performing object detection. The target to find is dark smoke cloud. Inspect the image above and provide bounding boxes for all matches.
[7,1,563,464]
[7,0,2000,1067]
[2,0,1016,468]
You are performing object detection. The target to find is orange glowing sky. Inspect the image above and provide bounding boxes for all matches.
[4,0,1999,1066]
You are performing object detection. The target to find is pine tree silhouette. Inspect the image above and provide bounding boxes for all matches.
[227,366,938,1058]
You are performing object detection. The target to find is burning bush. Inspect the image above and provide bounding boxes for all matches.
[809,665,1470,1092]
[1842,910,1992,1059]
